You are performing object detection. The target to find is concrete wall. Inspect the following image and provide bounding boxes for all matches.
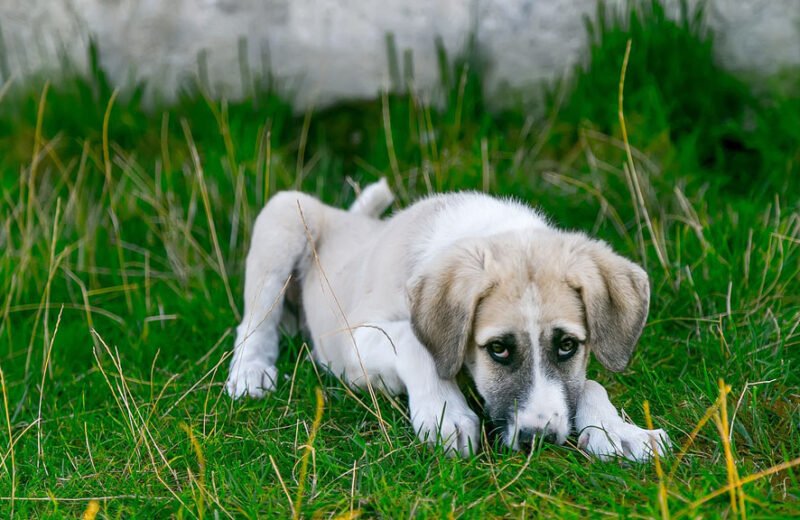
[1,0,798,109]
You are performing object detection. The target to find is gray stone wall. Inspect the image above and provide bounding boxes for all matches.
[1,0,798,109]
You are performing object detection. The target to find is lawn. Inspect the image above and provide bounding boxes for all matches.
[0,2,798,518]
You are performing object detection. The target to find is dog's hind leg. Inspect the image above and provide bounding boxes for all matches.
[348,178,394,217]
[226,191,328,399]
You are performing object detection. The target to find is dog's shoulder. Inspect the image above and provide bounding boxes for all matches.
[402,191,549,268]
[428,191,548,236]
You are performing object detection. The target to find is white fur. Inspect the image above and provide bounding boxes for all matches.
[349,178,395,216]
[575,381,671,461]
[507,287,571,447]
[511,377,570,447]
[226,181,669,460]
[410,195,547,270]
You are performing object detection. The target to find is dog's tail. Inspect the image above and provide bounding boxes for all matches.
[349,178,395,217]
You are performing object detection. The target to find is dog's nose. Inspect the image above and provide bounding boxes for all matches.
[518,428,558,451]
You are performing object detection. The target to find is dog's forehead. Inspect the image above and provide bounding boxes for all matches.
[532,275,585,331]
[474,242,586,342]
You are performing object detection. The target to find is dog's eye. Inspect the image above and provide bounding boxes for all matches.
[557,336,579,361]
[486,341,511,363]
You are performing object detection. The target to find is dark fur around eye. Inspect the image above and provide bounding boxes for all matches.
[485,333,515,365]
[552,328,581,362]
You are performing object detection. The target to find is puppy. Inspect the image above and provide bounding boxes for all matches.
[226,180,670,460]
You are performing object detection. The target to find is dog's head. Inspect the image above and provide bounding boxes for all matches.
[409,230,650,450]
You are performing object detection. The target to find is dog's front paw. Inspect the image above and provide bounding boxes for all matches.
[412,402,480,457]
[226,361,278,399]
[578,422,670,462]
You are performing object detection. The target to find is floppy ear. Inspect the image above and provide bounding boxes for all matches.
[408,244,495,380]
[567,240,650,372]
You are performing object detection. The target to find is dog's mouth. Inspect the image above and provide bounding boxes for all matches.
[487,415,570,452]
[478,385,574,451]
[506,426,565,452]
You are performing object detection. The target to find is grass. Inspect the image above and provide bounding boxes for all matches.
[0,0,799,517]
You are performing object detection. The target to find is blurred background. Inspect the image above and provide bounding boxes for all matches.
[2,0,799,108]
